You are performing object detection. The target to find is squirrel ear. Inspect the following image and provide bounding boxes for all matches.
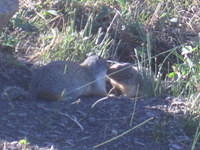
[106,60,114,68]
[86,52,96,57]
[106,60,119,65]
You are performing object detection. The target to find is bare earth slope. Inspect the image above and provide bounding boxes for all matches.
[0,95,191,150]
[0,90,199,150]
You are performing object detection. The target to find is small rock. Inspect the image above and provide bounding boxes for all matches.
[170,144,182,150]
[145,111,157,118]
[111,129,118,136]
[87,117,97,125]
[169,18,178,23]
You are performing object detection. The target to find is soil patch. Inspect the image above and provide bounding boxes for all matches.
[0,94,199,150]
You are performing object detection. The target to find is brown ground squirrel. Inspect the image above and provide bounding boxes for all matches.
[30,55,108,101]
[107,62,154,98]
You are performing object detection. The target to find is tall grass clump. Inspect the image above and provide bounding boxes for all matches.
[167,44,200,98]
[9,0,115,63]
[40,12,113,62]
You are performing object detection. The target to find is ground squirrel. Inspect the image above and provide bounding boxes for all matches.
[107,62,154,98]
[30,55,108,101]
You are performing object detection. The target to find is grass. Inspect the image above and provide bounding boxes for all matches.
[192,121,200,150]
[0,0,200,149]
[2,0,199,99]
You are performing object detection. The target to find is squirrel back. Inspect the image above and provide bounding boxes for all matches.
[30,55,108,101]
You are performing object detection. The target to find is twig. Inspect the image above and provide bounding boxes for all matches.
[38,105,84,131]
[91,95,115,108]
[59,112,84,131]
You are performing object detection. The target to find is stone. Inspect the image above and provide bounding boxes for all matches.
[0,0,19,31]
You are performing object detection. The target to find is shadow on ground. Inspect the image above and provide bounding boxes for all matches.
[0,94,198,150]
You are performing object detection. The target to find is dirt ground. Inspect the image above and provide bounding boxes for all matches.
[0,51,199,150]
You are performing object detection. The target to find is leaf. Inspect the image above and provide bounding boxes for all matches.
[19,139,29,145]
[167,72,176,78]
[186,57,194,68]
[173,51,184,62]
[181,45,193,55]
[118,0,126,5]
[47,10,59,16]
[43,10,59,16]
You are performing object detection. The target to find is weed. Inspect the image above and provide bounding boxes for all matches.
[167,44,200,97]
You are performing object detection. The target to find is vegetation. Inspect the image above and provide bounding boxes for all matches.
[0,0,200,149]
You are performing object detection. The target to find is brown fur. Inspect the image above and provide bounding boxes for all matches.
[30,55,107,101]
[107,62,153,98]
